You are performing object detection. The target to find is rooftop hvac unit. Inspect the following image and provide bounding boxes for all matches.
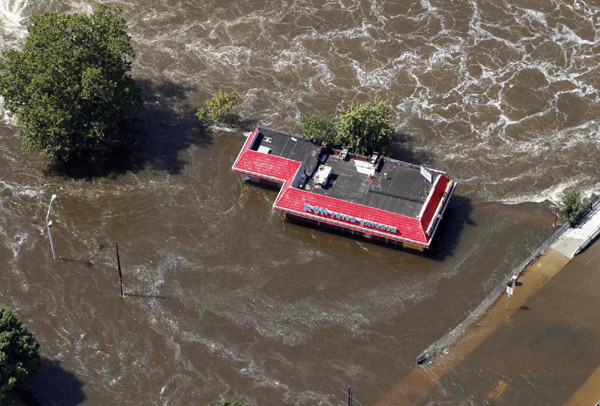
[314,165,332,186]
[258,145,272,154]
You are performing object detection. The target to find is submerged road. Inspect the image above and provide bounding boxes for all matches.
[379,239,600,405]
[378,204,600,405]
[421,238,600,405]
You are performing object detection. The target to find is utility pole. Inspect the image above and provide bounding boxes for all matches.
[341,386,362,406]
[116,242,124,297]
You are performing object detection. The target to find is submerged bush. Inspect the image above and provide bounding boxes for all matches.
[197,90,239,124]
[295,97,396,155]
[295,111,336,145]
[560,189,584,226]
[336,97,394,156]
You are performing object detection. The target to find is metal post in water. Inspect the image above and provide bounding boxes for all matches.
[46,194,58,260]
[46,194,57,223]
[47,221,56,260]
[348,386,351,406]
[116,242,124,297]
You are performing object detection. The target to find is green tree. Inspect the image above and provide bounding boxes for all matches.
[196,90,239,125]
[336,97,394,155]
[0,5,142,164]
[0,307,41,399]
[560,189,584,226]
[294,112,336,145]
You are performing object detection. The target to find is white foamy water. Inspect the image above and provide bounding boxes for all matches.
[0,0,28,125]
[0,0,28,45]
[0,1,598,405]
[124,0,600,203]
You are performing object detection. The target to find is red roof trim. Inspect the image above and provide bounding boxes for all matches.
[232,128,259,170]
[426,181,456,242]
[419,175,450,233]
[232,128,455,248]
[274,185,428,244]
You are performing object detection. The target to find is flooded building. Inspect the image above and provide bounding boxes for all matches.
[232,127,456,251]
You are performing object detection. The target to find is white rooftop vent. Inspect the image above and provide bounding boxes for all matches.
[258,145,272,154]
[314,165,332,186]
[340,146,350,160]
[369,152,379,166]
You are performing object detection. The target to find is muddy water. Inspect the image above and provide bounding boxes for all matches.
[0,0,598,405]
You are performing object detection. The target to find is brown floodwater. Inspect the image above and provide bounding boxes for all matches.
[0,0,598,405]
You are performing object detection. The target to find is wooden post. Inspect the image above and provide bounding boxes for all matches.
[116,242,124,297]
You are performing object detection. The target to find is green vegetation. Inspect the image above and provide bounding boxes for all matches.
[295,97,395,155]
[295,111,336,145]
[0,307,41,399]
[196,90,239,125]
[560,189,584,226]
[336,97,394,155]
[0,5,142,164]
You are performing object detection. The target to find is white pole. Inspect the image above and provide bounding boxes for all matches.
[506,284,513,311]
[46,194,57,260]
[46,194,57,223]
[47,220,56,260]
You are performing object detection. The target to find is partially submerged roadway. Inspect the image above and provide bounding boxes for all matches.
[377,206,600,406]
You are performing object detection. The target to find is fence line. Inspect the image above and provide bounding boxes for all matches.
[574,194,600,254]
[416,193,600,365]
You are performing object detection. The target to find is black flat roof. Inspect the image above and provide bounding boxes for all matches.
[251,127,320,171]
[252,127,442,218]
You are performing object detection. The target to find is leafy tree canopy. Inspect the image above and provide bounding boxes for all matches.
[196,90,239,125]
[335,97,394,155]
[0,307,41,399]
[560,189,584,226]
[294,111,336,146]
[0,5,142,164]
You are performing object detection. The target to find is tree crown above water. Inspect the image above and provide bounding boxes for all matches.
[0,5,142,164]
[0,306,41,399]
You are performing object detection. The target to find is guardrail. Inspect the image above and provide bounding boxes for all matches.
[574,194,600,255]
[416,193,600,365]
[416,220,570,365]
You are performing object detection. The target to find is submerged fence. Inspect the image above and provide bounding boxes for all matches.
[416,193,600,365]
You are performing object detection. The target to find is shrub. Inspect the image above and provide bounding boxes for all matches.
[0,307,41,399]
[197,90,239,124]
[335,97,394,155]
[294,112,336,145]
[560,189,584,226]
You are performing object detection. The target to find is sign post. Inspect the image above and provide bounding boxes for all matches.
[420,166,433,183]
[506,283,514,311]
